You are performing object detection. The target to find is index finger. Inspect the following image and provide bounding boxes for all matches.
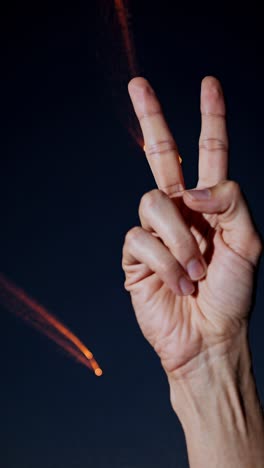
[128,77,185,197]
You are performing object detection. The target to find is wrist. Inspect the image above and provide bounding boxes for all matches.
[167,326,264,467]
[168,326,250,423]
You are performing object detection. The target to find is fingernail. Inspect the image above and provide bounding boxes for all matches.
[187,258,206,281]
[179,277,195,295]
[185,188,211,200]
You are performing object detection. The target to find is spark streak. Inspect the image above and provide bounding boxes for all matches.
[0,274,102,376]
[114,0,139,77]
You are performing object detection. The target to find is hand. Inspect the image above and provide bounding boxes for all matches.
[122,76,263,379]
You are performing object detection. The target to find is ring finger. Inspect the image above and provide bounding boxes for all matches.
[123,226,195,296]
[138,189,208,282]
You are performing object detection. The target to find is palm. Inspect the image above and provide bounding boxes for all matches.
[128,199,254,375]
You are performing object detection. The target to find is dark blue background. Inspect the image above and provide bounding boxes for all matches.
[1,4,263,468]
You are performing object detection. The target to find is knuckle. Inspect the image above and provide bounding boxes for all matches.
[121,244,129,269]
[139,189,164,215]
[227,180,240,195]
[121,257,127,272]
[124,226,143,245]
[221,179,241,199]
[251,234,263,256]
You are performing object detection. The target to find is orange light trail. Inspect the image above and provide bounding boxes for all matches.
[0,274,103,376]
[114,0,138,77]
[113,0,143,147]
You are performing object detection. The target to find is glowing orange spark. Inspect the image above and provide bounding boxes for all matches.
[0,274,102,376]
[94,367,103,377]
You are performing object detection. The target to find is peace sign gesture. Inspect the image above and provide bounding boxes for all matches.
[122,76,262,379]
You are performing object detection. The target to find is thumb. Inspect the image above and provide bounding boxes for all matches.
[182,180,263,267]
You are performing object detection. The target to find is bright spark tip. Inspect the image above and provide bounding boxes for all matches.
[94,368,103,377]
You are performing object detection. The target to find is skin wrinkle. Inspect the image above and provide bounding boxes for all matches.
[201,111,226,117]
[138,109,163,122]
[199,137,228,152]
[159,182,184,191]
[160,188,185,197]
[156,183,185,198]
[145,139,178,157]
